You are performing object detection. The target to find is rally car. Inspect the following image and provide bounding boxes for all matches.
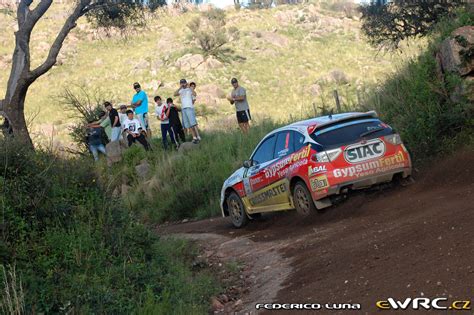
[220,111,412,228]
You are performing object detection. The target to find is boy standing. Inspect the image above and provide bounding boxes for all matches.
[104,101,121,142]
[154,96,178,150]
[174,79,201,143]
[166,98,185,144]
[122,110,150,150]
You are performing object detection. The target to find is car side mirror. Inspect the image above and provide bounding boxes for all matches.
[243,160,253,168]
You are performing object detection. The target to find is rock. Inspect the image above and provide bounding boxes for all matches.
[309,83,322,96]
[144,80,162,92]
[318,69,349,84]
[178,141,199,153]
[439,26,474,76]
[175,54,204,71]
[93,58,103,66]
[210,297,224,312]
[121,184,131,197]
[106,141,123,165]
[196,93,217,107]
[199,84,226,99]
[151,58,164,71]
[134,59,150,70]
[260,31,289,48]
[135,160,150,179]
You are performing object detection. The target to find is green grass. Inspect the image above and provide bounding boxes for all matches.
[0,1,404,146]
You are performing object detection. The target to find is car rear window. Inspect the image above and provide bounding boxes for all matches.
[310,119,393,149]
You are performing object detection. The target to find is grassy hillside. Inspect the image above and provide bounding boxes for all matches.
[0,1,410,145]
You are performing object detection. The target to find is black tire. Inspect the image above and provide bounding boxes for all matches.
[227,192,249,228]
[293,181,316,216]
[248,212,262,220]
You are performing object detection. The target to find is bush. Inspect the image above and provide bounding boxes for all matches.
[0,139,219,313]
[367,9,474,161]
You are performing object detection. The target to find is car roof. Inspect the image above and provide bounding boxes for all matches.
[270,111,378,136]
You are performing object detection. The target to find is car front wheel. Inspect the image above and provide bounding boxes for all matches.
[293,181,316,216]
[227,192,249,228]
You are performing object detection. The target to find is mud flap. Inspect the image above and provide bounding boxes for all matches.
[314,198,332,210]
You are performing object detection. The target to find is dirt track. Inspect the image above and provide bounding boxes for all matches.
[158,150,474,314]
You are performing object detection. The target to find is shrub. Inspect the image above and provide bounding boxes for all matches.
[0,139,219,313]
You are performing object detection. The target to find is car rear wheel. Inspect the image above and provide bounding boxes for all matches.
[227,192,249,228]
[293,181,316,216]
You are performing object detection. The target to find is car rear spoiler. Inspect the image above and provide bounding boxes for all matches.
[311,111,378,134]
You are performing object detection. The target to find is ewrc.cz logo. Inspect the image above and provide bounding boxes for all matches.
[376,298,471,310]
[255,303,361,310]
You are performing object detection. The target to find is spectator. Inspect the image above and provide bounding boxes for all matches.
[227,78,251,134]
[104,101,121,142]
[86,124,107,162]
[167,97,185,144]
[88,111,111,142]
[123,110,150,151]
[154,96,178,150]
[174,79,201,144]
[190,82,197,105]
[131,82,151,138]
[118,104,128,126]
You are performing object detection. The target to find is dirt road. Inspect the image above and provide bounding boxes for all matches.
[158,150,474,314]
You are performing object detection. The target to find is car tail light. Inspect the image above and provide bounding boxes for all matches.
[385,134,402,145]
[314,148,342,162]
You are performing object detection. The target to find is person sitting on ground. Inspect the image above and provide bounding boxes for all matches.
[122,110,150,151]
[104,101,121,142]
[167,97,186,144]
[86,123,107,162]
[174,79,201,144]
[154,96,178,150]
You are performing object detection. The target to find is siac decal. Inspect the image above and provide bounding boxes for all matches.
[310,175,329,192]
[344,139,386,164]
[335,151,405,178]
[308,165,327,177]
[264,145,312,179]
[249,183,286,206]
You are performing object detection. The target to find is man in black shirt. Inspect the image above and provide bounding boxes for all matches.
[166,98,185,143]
[104,101,121,142]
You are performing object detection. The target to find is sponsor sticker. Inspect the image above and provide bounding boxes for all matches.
[344,139,386,164]
[264,145,311,179]
[310,175,329,192]
[308,165,327,177]
[335,151,405,178]
[249,183,286,206]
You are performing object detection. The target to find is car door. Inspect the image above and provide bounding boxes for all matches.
[243,132,295,213]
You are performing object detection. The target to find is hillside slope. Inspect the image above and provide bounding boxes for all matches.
[0,2,407,145]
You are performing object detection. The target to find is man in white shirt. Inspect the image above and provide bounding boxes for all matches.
[122,110,150,150]
[154,96,178,150]
[174,79,201,144]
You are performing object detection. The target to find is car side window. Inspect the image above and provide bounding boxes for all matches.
[293,131,306,151]
[252,135,276,165]
[274,131,294,159]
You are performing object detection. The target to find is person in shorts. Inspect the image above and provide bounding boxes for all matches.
[227,78,251,134]
[174,79,201,143]
[131,82,151,138]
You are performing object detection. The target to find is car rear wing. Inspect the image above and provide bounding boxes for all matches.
[311,111,379,134]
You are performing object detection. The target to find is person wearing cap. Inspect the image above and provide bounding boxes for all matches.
[174,79,201,144]
[104,101,121,142]
[227,78,251,134]
[131,82,151,138]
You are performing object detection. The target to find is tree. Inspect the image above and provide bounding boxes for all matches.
[360,0,464,50]
[0,0,165,149]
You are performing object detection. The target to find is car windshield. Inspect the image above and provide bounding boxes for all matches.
[310,118,393,149]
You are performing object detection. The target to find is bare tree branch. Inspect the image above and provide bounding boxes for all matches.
[28,0,91,81]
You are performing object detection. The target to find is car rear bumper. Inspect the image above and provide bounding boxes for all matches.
[327,166,412,195]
